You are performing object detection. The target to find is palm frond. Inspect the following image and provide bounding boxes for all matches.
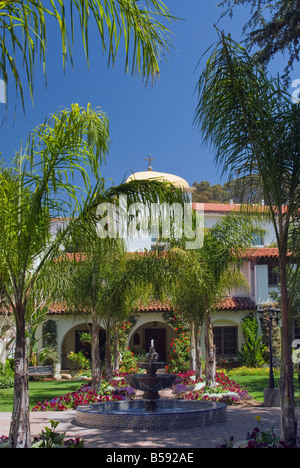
[1,0,177,110]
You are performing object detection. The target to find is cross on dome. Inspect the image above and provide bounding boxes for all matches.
[144,154,155,171]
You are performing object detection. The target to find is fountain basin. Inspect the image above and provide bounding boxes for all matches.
[76,399,227,430]
[124,373,177,393]
[138,361,166,375]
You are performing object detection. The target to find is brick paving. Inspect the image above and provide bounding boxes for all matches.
[1,405,299,448]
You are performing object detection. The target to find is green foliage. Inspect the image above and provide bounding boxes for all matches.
[42,320,57,349]
[218,0,300,84]
[119,349,139,374]
[167,333,190,373]
[67,351,90,371]
[0,361,14,389]
[31,420,85,448]
[39,347,59,367]
[192,178,264,204]
[237,315,266,368]
[165,311,191,373]
[1,0,177,111]
[240,313,258,341]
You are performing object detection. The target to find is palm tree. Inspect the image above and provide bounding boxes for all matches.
[194,31,300,446]
[0,103,185,447]
[1,0,176,109]
[55,238,145,386]
[168,211,258,383]
[0,104,110,448]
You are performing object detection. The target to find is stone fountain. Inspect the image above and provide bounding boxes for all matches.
[76,340,227,430]
[124,340,177,412]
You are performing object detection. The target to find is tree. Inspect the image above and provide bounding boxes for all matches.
[166,211,259,383]
[56,238,134,387]
[194,31,300,446]
[192,178,265,204]
[218,0,300,84]
[1,0,176,110]
[0,104,110,448]
[0,103,185,447]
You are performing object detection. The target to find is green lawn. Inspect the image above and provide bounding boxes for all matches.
[232,374,300,404]
[0,380,81,412]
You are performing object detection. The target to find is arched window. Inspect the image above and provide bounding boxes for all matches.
[133,333,140,345]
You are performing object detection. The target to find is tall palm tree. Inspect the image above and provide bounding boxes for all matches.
[168,211,259,382]
[0,103,185,448]
[1,0,176,109]
[0,104,110,448]
[55,237,149,387]
[194,31,300,446]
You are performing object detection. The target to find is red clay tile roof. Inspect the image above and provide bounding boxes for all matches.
[137,301,173,313]
[55,252,87,262]
[242,248,280,259]
[217,297,256,311]
[9,296,255,316]
[193,203,242,213]
[134,297,256,313]
[193,203,273,214]
[241,247,294,260]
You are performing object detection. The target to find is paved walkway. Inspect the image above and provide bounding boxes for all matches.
[1,405,299,448]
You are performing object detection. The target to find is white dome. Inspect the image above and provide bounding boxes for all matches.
[126,170,190,190]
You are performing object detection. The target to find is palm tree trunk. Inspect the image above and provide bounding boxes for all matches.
[279,252,297,447]
[193,320,202,380]
[189,321,196,372]
[10,303,31,448]
[205,311,216,388]
[195,325,202,380]
[105,321,112,380]
[113,326,120,373]
[91,313,101,391]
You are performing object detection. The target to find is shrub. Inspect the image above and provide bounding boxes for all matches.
[167,332,190,373]
[238,315,267,367]
[1,421,85,448]
[67,351,90,371]
[0,361,14,389]
[119,349,139,374]
[219,417,289,448]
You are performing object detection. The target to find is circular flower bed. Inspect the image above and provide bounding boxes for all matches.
[31,370,250,412]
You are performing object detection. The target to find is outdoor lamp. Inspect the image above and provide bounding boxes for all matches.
[257,305,281,389]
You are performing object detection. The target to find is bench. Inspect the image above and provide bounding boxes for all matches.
[28,365,53,378]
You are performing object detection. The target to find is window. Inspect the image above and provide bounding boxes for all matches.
[133,333,140,345]
[213,327,238,357]
[268,265,280,287]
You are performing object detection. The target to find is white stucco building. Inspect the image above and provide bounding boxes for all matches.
[1,164,299,371]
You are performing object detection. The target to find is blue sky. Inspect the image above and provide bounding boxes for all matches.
[0,1,298,189]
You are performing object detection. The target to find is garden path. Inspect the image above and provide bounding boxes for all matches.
[1,406,299,448]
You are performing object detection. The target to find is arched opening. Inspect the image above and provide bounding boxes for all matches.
[128,321,176,363]
[61,323,106,370]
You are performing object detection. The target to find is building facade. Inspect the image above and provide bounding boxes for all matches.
[1,166,298,372]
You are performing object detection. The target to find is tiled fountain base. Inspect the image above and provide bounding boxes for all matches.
[76,400,227,430]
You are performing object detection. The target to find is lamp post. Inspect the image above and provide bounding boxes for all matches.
[257,306,281,392]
